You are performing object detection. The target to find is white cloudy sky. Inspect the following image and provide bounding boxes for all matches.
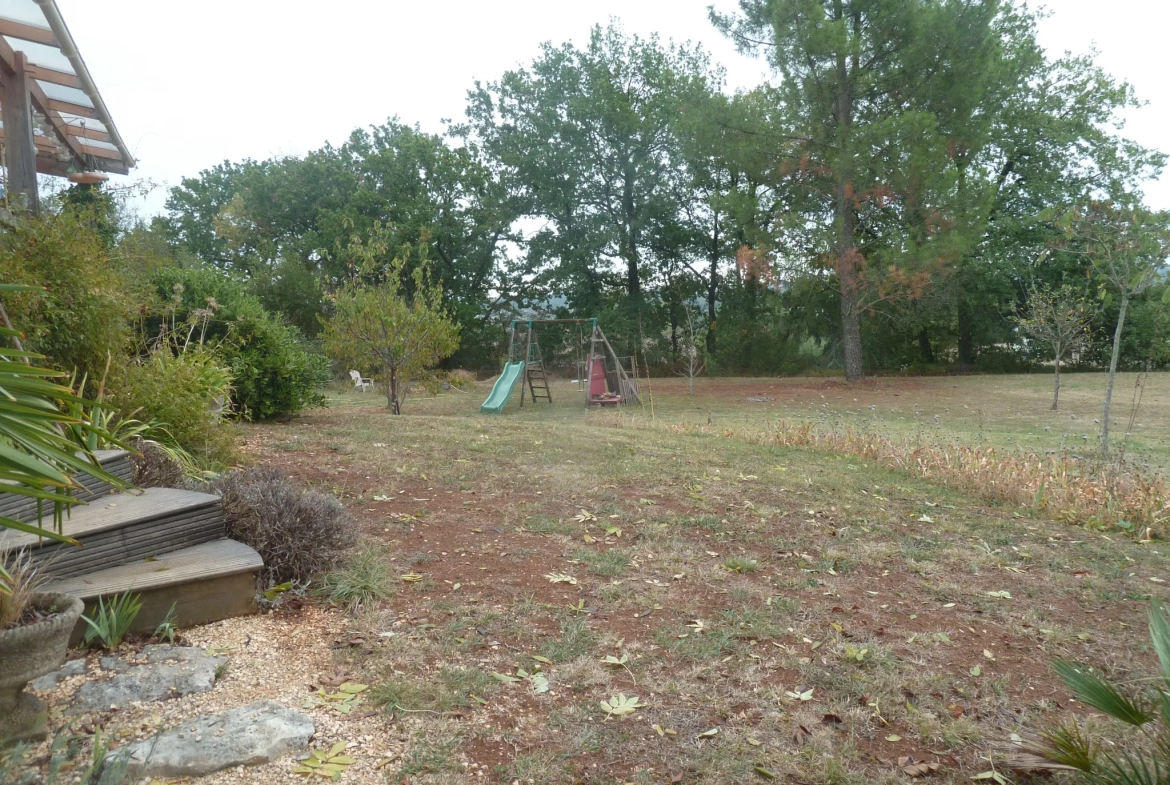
[55,0,1169,217]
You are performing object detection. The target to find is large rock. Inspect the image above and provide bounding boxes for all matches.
[71,646,226,714]
[107,700,314,780]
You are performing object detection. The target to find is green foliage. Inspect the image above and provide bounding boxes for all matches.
[81,591,143,650]
[108,346,237,468]
[0,207,137,381]
[0,291,130,549]
[153,602,178,644]
[156,8,1167,376]
[150,266,328,420]
[322,230,459,413]
[315,547,394,614]
[1026,602,1170,785]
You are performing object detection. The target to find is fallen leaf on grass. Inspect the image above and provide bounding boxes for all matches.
[785,688,814,701]
[401,574,423,583]
[821,713,845,730]
[697,728,718,739]
[600,693,642,719]
[545,573,578,585]
[986,591,1012,599]
[897,757,942,777]
[755,765,777,779]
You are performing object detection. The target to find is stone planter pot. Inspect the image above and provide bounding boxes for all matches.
[0,592,84,743]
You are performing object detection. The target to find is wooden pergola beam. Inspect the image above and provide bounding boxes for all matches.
[1,52,39,211]
[0,19,58,47]
[26,63,79,89]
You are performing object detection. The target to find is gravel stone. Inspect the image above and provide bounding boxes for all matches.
[28,658,87,691]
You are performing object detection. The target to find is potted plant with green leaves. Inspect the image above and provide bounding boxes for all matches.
[0,284,126,743]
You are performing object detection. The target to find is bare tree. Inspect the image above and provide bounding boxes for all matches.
[1016,285,1093,410]
[676,304,706,395]
[1062,202,1170,456]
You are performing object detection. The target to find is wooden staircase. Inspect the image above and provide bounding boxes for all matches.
[0,451,263,639]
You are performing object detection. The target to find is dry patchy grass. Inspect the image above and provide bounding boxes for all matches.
[235,375,1170,784]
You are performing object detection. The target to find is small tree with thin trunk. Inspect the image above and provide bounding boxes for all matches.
[322,230,459,414]
[675,303,706,395]
[1060,202,1170,456]
[1016,285,1093,410]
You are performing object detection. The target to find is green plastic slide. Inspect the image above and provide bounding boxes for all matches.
[480,362,525,413]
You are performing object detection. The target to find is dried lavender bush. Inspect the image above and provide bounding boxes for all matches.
[203,467,355,583]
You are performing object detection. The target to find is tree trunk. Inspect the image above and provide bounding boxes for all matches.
[1100,294,1129,457]
[1051,351,1060,411]
[834,1,863,382]
[957,298,977,368]
[706,276,717,355]
[388,367,401,415]
[918,328,934,364]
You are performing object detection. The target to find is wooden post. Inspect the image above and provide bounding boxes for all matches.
[1,52,39,213]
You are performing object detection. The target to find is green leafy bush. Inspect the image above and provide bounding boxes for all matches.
[151,267,329,420]
[108,347,237,468]
[0,206,138,380]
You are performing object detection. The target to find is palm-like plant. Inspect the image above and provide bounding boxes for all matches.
[1020,602,1170,785]
[0,284,127,594]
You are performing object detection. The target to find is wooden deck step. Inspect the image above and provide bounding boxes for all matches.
[0,449,134,524]
[0,487,226,579]
[46,539,263,639]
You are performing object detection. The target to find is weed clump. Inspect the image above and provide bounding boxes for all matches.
[316,547,395,613]
[206,467,354,583]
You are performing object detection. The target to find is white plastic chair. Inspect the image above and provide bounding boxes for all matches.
[349,370,372,392]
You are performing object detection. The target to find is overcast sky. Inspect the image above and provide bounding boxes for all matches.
[55,0,1169,217]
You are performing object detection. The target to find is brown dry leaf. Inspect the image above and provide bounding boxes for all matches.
[792,725,812,745]
[318,670,351,688]
[821,713,845,730]
[902,762,941,777]
[948,704,965,718]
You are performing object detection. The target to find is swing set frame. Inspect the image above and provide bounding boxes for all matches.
[507,318,640,408]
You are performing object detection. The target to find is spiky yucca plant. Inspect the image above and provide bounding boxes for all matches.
[0,283,128,597]
[1023,602,1170,785]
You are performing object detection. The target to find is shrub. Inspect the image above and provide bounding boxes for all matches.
[0,206,137,380]
[205,467,354,583]
[151,267,329,420]
[128,437,186,489]
[108,347,237,468]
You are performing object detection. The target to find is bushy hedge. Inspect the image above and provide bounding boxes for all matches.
[151,267,329,419]
[109,347,238,468]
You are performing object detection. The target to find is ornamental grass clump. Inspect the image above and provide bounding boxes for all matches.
[659,418,1170,538]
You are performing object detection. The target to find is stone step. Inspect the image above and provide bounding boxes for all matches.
[46,539,263,640]
[0,449,134,524]
[0,487,226,578]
